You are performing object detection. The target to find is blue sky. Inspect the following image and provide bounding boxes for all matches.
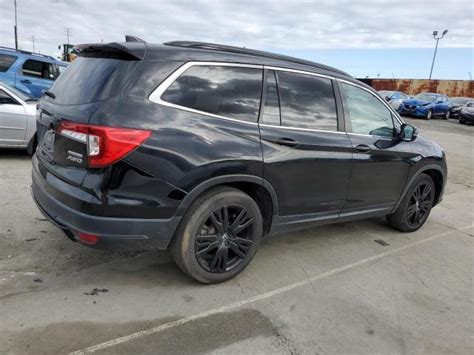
[0,0,472,80]
[282,48,473,80]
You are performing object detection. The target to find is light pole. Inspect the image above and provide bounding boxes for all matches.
[429,30,448,80]
[30,35,35,52]
[13,0,18,50]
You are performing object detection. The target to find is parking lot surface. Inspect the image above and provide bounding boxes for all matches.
[0,117,472,354]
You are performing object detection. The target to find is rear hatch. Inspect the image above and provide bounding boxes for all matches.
[36,43,146,186]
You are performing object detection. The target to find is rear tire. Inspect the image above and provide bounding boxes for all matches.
[171,187,263,284]
[26,135,37,156]
[387,174,435,232]
[444,110,450,120]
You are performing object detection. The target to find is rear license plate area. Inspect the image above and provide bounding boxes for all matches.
[53,134,89,168]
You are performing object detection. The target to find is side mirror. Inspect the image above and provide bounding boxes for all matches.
[400,123,418,142]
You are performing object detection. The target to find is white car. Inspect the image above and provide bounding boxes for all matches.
[0,82,38,154]
[378,90,409,111]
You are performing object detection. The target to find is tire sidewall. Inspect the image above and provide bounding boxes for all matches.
[426,110,432,120]
[175,189,263,283]
[401,175,435,232]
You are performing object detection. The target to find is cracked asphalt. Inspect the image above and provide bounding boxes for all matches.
[0,117,472,354]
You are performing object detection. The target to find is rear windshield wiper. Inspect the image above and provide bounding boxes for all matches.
[44,91,56,99]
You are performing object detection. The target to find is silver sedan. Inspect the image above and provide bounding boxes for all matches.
[0,82,38,154]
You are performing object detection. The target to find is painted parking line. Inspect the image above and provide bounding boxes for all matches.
[70,225,470,355]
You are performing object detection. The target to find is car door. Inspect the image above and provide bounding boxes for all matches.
[433,95,447,116]
[16,59,53,98]
[338,81,416,216]
[259,69,353,220]
[0,89,27,146]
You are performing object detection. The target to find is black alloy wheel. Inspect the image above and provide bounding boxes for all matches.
[195,205,254,273]
[387,174,436,232]
[405,181,434,229]
[171,187,262,283]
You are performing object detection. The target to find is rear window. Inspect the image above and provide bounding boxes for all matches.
[0,54,17,72]
[161,65,263,123]
[47,57,137,105]
[277,71,338,131]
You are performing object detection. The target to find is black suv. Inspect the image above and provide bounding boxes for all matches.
[32,38,447,283]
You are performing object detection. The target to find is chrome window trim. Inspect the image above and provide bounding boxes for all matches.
[148,61,263,126]
[264,65,334,80]
[148,61,402,135]
[259,123,347,135]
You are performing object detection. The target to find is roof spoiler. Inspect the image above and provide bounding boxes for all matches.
[75,35,147,60]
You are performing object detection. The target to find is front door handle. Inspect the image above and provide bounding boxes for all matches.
[274,137,299,147]
[20,79,32,84]
[355,144,371,153]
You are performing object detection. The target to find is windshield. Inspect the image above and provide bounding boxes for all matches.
[379,91,393,96]
[414,94,436,102]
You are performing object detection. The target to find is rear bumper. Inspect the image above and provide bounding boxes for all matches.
[31,160,181,251]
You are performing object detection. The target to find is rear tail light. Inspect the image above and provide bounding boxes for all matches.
[57,121,151,168]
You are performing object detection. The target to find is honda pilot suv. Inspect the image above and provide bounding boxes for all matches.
[32,38,447,283]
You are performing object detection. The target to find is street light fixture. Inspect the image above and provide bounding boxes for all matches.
[429,29,448,80]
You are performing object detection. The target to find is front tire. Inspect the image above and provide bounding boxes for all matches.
[426,109,433,120]
[444,110,450,120]
[171,187,263,284]
[387,174,435,232]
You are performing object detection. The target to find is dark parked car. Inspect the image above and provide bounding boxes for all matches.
[398,93,451,119]
[458,101,474,124]
[32,38,447,283]
[450,97,471,118]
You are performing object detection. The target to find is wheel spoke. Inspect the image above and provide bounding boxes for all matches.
[210,246,228,273]
[421,184,431,200]
[233,218,254,235]
[222,206,229,231]
[407,204,416,218]
[196,240,220,256]
[210,212,224,234]
[230,209,247,230]
[420,201,431,212]
[233,237,253,249]
[196,234,218,243]
[229,240,247,258]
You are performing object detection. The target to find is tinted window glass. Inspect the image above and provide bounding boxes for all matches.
[0,54,17,72]
[277,71,337,131]
[341,83,394,137]
[261,70,280,125]
[48,57,137,105]
[162,65,263,123]
[0,89,18,105]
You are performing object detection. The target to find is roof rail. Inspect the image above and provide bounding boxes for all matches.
[0,46,58,61]
[164,41,350,77]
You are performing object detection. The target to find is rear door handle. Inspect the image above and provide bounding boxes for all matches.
[355,144,371,153]
[20,79,32,84]
[274,137,298,147]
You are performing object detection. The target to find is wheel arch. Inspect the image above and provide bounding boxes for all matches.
[176,175,279,235]
[393,165,446,212]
